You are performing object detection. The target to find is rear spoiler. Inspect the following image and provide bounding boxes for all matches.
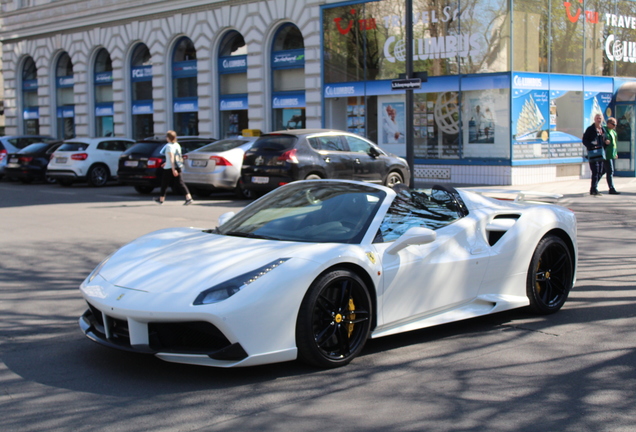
[464,188,563,203]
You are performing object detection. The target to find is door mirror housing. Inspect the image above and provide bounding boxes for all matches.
[385,227,437,255]
[218,212,236,226]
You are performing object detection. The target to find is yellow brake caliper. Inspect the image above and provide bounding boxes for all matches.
[348,298,356,338]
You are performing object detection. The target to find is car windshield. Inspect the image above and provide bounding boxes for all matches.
[217,182,386,244]
[375,187,466,243]
[196,139,250,153]
[19,143,49,153]
[59,142,89,151]
[249,135,297,152]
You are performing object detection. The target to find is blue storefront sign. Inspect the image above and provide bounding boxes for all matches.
[272,49,305,69]
[132,100,153,115]
[131,65,152,82]
[96,103,114,117]
[95,72,113,84]
[273,92,306,109]
[219,95,248,111]
[219,55,247,74]
[23,79,38,91]
[174,98,198,113]
[57,76,74,88]
[173,60,197,77]
[57,106,75,118]
[23,107,39,120]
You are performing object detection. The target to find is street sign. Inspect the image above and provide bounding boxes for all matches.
[391,78,422,90]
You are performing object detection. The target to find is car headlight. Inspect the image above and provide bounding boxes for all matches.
[86,253,114,283]
[194,258,290,305]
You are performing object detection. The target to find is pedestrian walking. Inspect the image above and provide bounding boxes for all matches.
[154,130,193,205]
[604,117,620,194]
[582,114,607,196]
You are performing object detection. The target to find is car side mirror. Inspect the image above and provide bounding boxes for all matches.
[218,212,236,226]
[386,227,437,255]
[369,146,381,158]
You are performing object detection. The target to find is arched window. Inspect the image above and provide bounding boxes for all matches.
[271,24,305,130]
[130,44,153,139]
[218,31,248,137]
[22,57,39,134]
[56,52,75,139]
[172,37,198,136]
[94,49,114,137]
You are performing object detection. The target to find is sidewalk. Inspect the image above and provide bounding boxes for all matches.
[486,176,636,198]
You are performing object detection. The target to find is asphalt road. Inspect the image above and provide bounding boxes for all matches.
[1,180,635,432]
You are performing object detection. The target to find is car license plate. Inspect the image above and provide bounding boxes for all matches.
[9,157,18,164]
[192,160,208,167]
[56,157,67,164]
[124,161,138,167]
[251,176,269,184]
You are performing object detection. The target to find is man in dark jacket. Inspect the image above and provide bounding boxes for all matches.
[582,114,607,196]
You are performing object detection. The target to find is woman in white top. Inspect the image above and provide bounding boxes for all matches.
[154,130,193,205]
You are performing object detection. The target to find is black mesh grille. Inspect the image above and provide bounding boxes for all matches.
[149,321,231,354]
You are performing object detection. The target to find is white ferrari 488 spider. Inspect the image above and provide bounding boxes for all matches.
[79,180,576,368]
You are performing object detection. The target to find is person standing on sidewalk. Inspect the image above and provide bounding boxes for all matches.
[582,114,607,196]
[604,117,620,195]
[154,130,193,205]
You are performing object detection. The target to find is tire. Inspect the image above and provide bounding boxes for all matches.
[234,182,253,199]
[44,175,57,184]
[88,165,110,187]
[20,177,34,184]
[59,179,74,187]
[526,235,573,315]
[384,171,404,187]
[134,185,154,194]
[296,269,372,368]
[304,174,322,180]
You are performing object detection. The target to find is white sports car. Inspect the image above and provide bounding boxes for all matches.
[79,180,577,368]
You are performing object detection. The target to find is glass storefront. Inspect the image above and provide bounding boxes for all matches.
[22,57,39,135]
[173,37,198,136]
[320,0,636,175]
[131,44,154,140]
[219,31,248,137]
[94,49,114,137]
[56,52,75,140]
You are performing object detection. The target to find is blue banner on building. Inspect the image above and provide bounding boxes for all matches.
[219,55,247,74]
[95,72,113,84]
[23,79,38,91]
[57,76,74,88]
[272,49,305,69]
[57,106,75,118]
[131,65,152,82]
[96,103,114,117]
[512,73,549,145]
[273,92,306,108]
[132,100,153,115]
[219,95,248,111]
[173,98,198,113]
[23,107,39,120]
[173,60,197,77]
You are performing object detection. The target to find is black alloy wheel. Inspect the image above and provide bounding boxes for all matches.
[526,235,574,314]
[296,269,372,368]
[88,165,109,187]
[385,171,403,187]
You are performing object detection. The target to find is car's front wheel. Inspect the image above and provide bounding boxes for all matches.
[88,164,110,187]
[527,235,574,314]
[296,269,372,368]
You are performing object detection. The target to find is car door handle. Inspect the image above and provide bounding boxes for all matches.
[324,157,331,163]
[355,158,361,164]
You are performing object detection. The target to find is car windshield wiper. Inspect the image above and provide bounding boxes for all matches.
[224,231,281,241]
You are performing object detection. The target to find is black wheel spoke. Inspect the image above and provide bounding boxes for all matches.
[315,324,337,347]
[336,325,350,355]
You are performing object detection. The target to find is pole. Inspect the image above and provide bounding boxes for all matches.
[405,0,415,187]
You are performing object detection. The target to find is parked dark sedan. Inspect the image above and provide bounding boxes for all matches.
[241,129,410,194]
[117,136,217,194]
[4,141,63,183]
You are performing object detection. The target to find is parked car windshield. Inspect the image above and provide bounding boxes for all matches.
[196,139,251,153]
[59,142,89,151]
[249,135,297,152]
[123,142,162,157]
[216,181,386,244]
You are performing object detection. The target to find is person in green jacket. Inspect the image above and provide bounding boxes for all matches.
[604,117,620,195]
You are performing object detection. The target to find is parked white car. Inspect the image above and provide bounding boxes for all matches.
[47,137,135,187]
[181,136,259,199]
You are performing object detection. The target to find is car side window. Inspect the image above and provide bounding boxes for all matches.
[309,136,345,152]
[345,136,372,153]
[375,188,464,243]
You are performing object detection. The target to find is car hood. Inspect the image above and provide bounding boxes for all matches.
[97,227,319,294]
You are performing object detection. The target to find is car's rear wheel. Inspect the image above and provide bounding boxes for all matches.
[385,171,403,187]
[527,235,573,314]
[296,269,372,368]
[44,175,56,184]
[88,165,109,187]
[234,181,253,199]
[305,174,322,180]
[134,185,154,194]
